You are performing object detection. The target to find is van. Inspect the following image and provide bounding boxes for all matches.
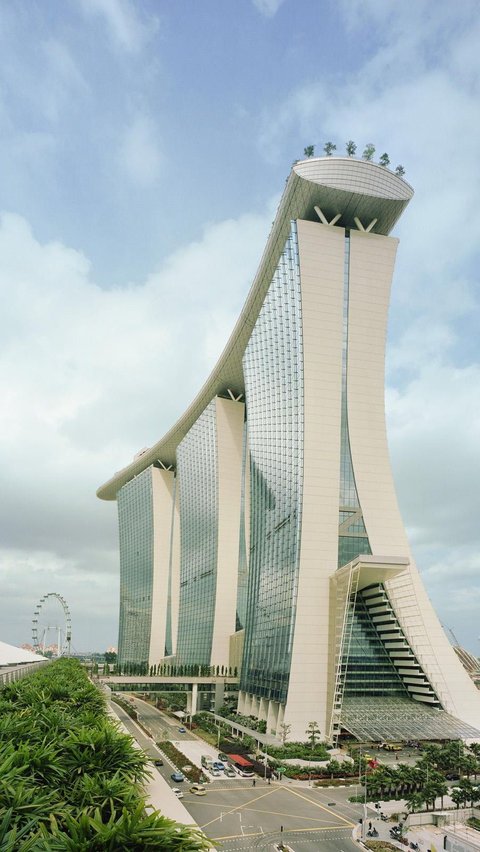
[201,755,214,769]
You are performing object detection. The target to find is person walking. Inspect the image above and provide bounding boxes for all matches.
[252,778,256,787]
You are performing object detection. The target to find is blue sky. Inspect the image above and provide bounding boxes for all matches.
[0,0,479,656]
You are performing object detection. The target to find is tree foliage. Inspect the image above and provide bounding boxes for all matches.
[362,143,375,160]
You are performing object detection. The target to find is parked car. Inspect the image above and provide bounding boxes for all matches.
[224,767,236,778]
[172,787,184,799]
[190,784,207,796]
[213,761,224,770]
[171,772,185,782]
[178,727,187,733]
[210,769,221,777]
[154,758,164,766]
[218,753,229,762]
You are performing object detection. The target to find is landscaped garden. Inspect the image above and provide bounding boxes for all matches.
[156,741,206,783]
[0,658,213,849]
[348,741,480,814]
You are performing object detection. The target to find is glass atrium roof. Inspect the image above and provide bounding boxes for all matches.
[341,696,480,742]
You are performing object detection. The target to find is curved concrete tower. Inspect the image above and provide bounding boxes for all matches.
[98,157,480,742]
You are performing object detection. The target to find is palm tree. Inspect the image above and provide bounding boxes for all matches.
[459,778,475,807]
[405,791,424,814]
[451,787,465,809]
[421,781,439,811]
[323,142,336,156]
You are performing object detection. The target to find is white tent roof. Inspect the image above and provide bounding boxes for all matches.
[0,640,47,666]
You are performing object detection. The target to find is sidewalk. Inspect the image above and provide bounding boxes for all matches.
[107,702,201,827]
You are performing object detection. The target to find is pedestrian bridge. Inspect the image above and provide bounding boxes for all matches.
[100,674,239,715]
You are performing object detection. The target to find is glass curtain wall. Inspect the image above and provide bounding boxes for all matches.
[117,468,154,669]
[240,222,304,704]
[235,418,249,631]
[175,400,218,665]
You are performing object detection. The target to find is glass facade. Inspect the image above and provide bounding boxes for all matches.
[175,400,218,665]
[343,587,407,698]
[235,418,249,631]
[163,472,177,657]
[117,468,154,668]
[240,222,304,704]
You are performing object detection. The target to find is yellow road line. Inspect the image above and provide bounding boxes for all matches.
[235,806,339,823]
[283,786,355,827]
[188,800,336,823]
[200,786,277,829]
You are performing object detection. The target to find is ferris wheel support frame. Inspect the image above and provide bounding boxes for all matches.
[32,593,72,657]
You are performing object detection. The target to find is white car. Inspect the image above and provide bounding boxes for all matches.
[172,788,184,799]
[210,769,221,777]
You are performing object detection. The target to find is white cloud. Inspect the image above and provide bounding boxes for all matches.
[0,204,272,648]
[78,0,155,53]
[118,114,164,185]
[252,0,287,17]
[40,38,87,123]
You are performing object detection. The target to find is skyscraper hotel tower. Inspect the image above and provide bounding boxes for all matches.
[98,156,480,743]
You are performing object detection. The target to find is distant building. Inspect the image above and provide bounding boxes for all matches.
[98,156,480,743]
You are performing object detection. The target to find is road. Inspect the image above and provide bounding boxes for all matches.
[111,697,368,851]
[180,781,361,851]
[125,694,193,742]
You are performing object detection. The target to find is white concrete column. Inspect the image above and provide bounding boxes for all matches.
[210,398,245,668]
[149,468,176,667]
[237,691,246,714]
[284,219,344,740]
[191,683,198,716]
[267,700,279,734]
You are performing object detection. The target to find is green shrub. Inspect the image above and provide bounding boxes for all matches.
[157,741,206,783]
[269,741,330,761]
[0,659,213,848]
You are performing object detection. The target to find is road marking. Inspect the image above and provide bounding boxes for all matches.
[200,786,277,829]
[229,806,339,823]
[283,785,355,827]
[211,825,351,841]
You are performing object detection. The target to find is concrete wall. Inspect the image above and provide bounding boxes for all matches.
[149,468,176,666]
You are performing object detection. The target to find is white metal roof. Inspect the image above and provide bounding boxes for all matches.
[0,640,47,666]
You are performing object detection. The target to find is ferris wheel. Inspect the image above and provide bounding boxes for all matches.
[32,593,72,657]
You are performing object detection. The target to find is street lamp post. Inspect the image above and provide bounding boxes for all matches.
[359,751,367,840]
